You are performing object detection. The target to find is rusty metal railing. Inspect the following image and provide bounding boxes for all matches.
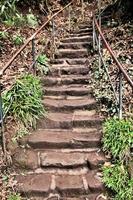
[93,11,133,119]
[0,1,77,155]
[0,0,87,156]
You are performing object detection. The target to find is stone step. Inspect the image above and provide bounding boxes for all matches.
[73,28,92,35]
[21,194,105,200]
[17,171,104,197]
[51,58,89,65]
[20,128,101,149]
[13,149,105,170]
[55,49,88,59]
[58,42,91,50]
[44,85,91,96]
[49,65,89,76]
[61,36,92,43]
[78,25,92,30]
[43,97,96,112]
[37,110,103,129]
[42,75,89,86]
[69,32,91,37]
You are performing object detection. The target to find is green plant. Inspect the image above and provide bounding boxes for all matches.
[26,13,38,28]
[0,31,8,40]
[0,0,19,21]
[12,34,24,45]
[103,118,133,160]
[103,163,133,200]
[2,74,45,127]
[12,126,29,142]
[8,193,21,200]
[37,54,49,75]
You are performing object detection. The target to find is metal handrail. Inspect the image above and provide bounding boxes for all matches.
[94,18,133,88]
[0,1,73,76]
[93,7,133,119]
[0,1,74,155]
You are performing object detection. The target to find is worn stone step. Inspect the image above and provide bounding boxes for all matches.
[42,75,89,86]
[55,49,88,59]
[61,36,92,43]
[78,25,92,29]
[50,58,89,66]
[40,151,105,169]
[20,128,101,149]
[44,85,91,96]
[43,97,96,111]
[49,65,89,76]
[37,111,103,129]
[69,32,91,37]
[17,171,104,197]
[21,194,105,200]
[58,42,91,50]
[13,149,105,170]
[73,110,103,128]
[73,28,92,35]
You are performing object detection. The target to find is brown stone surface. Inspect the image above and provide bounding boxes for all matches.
[50,65,89,76]
[23,129,101,149]
[13,149,38,170]
[37,113,73,129]
[61,36,92,43]
[73,110,103,128]
[40,151,105,169]
[55,49,88,59]
[58,42,91,50]
[86,172,104,192]
[55,175,86,196]
[17,174,51,196]
[42,75,89,86]
[43,98,96,111]
[44,85,91,96]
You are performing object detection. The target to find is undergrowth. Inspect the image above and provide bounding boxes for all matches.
[103,118,133,161]
[103,162,133,200]
[2,74,45,128]
[102,118,133,200]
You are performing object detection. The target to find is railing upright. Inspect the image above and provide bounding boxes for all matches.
[31,38,36,74]
[119,71,123,119]
[98,0,102,71]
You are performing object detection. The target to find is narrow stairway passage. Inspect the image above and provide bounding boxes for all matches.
[13,23,106,200]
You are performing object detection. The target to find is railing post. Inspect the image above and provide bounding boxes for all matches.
[81,0,84,21]
[98,0,102,71]
[0,84,6,155]
[31,38,36,74]
[52,17,55,59]
[93,18,96,50]
[119,71,123,119]
[68,5,71,32]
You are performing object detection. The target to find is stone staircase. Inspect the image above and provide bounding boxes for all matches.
[13,24,106,200]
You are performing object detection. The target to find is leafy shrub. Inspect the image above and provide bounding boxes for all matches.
[8,193,21,200]
[0,0,19,21]
[26,13,38,28]
[12,34,24,45]
[12,126,29,143]
[2,74,45,127]
[103,163,133,200]
[37,54,49,75]
[0,31,8,40]
[103,118,133,160]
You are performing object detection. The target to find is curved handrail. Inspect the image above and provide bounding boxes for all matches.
[0,1,73,76]
[94,17,133,88]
